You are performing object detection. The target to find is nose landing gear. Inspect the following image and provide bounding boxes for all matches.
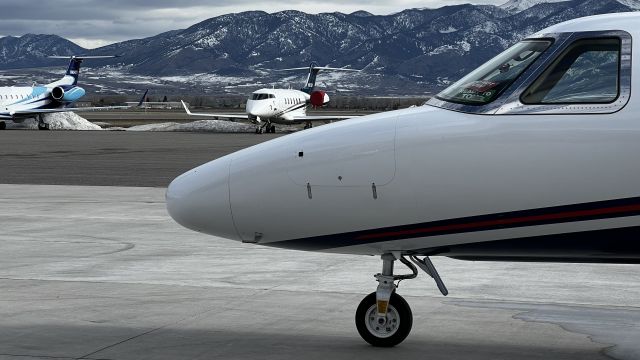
[0,121,6,130]
[356,289,413,347]
[355,253,448,347]
[255,121,276,134]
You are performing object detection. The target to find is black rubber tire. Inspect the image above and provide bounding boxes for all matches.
[38,123,49,131]
[355,292,412,347]
[270,125,276,133]
[0,121,5,130]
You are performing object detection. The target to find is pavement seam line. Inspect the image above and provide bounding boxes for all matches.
[76,325,167,360]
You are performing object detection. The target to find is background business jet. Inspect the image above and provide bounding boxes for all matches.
[182,63,360,133]
[0,56,145,130]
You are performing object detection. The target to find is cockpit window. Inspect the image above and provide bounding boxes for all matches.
[436,40,552,105]
[521,38,620,104]
[252,93,274,100]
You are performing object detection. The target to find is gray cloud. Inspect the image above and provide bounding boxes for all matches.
[0,1,505,48]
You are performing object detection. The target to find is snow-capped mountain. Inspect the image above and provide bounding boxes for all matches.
[0,0,637,95]
[500,0,570,12]
[0,34,86,69]
[617,0,640,9]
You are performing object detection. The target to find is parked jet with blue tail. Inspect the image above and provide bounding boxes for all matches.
[0,55,146,130]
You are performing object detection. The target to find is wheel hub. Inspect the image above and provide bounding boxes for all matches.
[365,304,400,338]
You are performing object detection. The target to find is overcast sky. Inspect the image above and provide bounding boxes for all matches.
[0,1,507,48]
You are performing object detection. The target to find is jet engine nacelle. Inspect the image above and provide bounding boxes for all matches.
[51,86,86,103]
[310,90,330,107]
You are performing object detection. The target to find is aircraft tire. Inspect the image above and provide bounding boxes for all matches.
[0,121,5,130]
[355,292,412,347]
[270,125,276,133]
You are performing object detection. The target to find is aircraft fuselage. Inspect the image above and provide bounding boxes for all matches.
[167,103,640,262]
[245,88,310,124]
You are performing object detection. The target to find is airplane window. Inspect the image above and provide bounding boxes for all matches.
[436,39,552,105]
[521,38,620,104]
[252,94,270,100]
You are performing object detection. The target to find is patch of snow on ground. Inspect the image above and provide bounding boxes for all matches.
[126,120,300,133]
[6,112,102,130]
[127,120,256,133]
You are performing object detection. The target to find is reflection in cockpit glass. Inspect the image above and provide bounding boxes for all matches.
[436,40,552,105]
[252,93,275,100]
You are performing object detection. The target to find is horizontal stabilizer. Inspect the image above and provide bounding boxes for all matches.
[48,55,121,60]
[276,66,361,72]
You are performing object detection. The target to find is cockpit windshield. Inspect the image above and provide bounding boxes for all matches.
[436,40,552,105]
[252,93,275,100]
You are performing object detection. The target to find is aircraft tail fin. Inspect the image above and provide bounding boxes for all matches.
[276,62,361,93]
[48,55,120,85]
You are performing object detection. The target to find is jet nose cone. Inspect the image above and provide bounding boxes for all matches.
[166,157,239,240]
[245,101,260,117]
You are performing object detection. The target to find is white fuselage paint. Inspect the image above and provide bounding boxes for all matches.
[167,101,640,255]
[166,13,640,258]
[0,75,75,120]
[245,88,310,124]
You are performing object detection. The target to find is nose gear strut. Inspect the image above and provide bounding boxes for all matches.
[355,253,448,347]
[256,120,276,134]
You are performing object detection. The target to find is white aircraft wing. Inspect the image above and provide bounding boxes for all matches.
[11,89,148,116]
[181,101,248,120]
[11,105,130,115]
[292,115,360,121]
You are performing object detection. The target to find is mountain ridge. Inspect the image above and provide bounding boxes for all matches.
[0,0,637,95]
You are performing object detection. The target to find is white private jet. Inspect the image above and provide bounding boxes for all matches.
[0,55,146,130]
[181,63,361,133]
[167,12,640,347]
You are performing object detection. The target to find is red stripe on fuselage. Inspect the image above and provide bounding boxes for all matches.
[355,203,640,241]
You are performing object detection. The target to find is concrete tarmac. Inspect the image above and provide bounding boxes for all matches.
[0,131,281,187]
[0,132,639,359]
